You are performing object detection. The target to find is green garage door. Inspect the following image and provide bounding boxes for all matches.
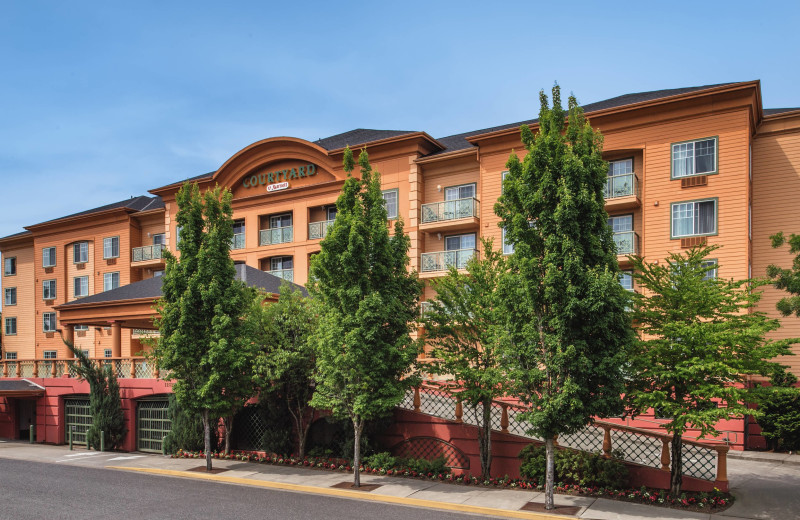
[137,399,171,453]
[64,398,91,445]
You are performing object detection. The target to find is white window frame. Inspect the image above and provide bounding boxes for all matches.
[43,279,56,300]
[73,242,88,264]
[4,317,16,336]
[620,271,634,291]
[671,199,718,238]
[103,272,120,292]
[74,276,89,298]
[444,183,476,201]
[4,257,16,276]
[152,233,166,246]
[270,256,293,271]
[269,214,292,228]
[382,189,399,220]
[103,236,120,259]
[701,260,718,281]
[4,287,16,306]
[74,324,89,331]
[5,352,17,360]
[671,137,718,179]
[43,350,57,360]
[43,312,57,333]
[43,247,57,268]
[445,233,476,252]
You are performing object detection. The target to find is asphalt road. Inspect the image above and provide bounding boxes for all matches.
[0,458,497,520]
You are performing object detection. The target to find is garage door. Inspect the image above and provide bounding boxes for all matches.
[137,399,171,453]
[64,398,91,445]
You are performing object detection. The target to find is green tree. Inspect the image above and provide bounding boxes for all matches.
[151,182,255,471]
[768,232,800,317]
[494,86,633,510]
[162,394,206,454]
[62,339,127,450]
[754,369,800,452]
[422,238,508,479]
[628,245,796,494]
[249,284,318,459]
[309,146,422,487]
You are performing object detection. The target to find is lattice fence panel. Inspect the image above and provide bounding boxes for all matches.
[682,443,717,481]
[391,437,470,469]
[611,430,663,468]
[416,388,457,421]
[233,405,269,451]
[399,389,415,411]
[135,361,155,379]
[559,426,604,453]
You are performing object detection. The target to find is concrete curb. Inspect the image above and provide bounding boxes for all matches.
[108,466,572,520]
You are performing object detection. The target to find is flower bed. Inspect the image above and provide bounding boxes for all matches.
[170,450,733,513]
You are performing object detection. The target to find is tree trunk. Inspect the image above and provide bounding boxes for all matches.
[223,415,232,455]
[545,437,555,510]
[202,409,213,472]
[352,418,364,488]
[297,408,314,460]
[670,434,683,496]
[477,401,492,480]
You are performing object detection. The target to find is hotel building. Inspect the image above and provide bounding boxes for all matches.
[0,80,799,451]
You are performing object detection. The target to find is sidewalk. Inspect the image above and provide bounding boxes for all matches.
[0,441,796,520]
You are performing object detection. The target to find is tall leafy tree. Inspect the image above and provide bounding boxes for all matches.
[310,147,422,487]
[768,231,800,317]
[628,245,797,494]
[249,284,318,459]
[152,182,255,471]
[62,339,127,450]
[495,86,633,510]
[423,239,508,480]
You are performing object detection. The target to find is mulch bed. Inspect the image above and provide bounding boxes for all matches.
[521,502,581,515]
[331,481,382,492]
[187,466,229,474]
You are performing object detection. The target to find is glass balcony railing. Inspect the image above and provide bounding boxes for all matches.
[613,231,639,255]
[420,249,477,272]
[308,220,335,240]
[259,227,293,246]
[132,244,165,262]
[267,269,294,282]
[231,233,246,250]
[604,173,639,200]
[421,198,479,224]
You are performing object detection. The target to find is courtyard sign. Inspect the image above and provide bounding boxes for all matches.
[242,163,318,190]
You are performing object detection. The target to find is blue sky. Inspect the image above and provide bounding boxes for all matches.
[0,0,798,241]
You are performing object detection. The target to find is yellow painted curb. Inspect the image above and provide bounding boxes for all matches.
[108,466,571,520]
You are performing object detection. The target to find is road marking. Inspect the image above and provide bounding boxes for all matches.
[62,452,102,458]
[109,466,565,520]
[107,456,145,461]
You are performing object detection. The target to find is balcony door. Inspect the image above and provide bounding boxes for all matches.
[444,183,475,201]
[270,214,292,228]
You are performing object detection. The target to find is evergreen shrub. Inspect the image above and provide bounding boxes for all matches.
[518,444,628,488]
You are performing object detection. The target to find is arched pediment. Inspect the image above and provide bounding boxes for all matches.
[211,137,342,198]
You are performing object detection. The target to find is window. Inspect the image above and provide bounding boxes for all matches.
[444,183,476,201]
[382,189,399,219]
[270,214,292,228]
[74,276,89,298]
[73,242,88,264]
[327,206,338,221]
[43,351,56,359]
[175,225,182,250]
[103,236,120,259]
[701,260,718,281]
[4,287,16,306]
[608,158,633,177]
[620,271,634,291]
[502,227,514,255]
[270,256,293,271]
[671,199,717,238]
[608,214,633,233]
[43,279,56,300]
[4,257,16,276]
[43,247,56,268]
[153,270,164,277]
[103,272,120,292]
[152,233,166,246]
[672,137,717,178]
[43,312,57,333]
[445,233,476,251]
[104,349,112,358]
[231,219,246,249]
[74,324,88,331]
[4,317,16,335]
[5,352,17,360]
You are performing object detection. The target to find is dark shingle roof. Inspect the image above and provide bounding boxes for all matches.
[765,108,800,116]
[314,129,418,151]
[30,195,164,227]
[0,229,33,241]
[59,264,306,307]
[426,82,739,156]
[0,379,45,395]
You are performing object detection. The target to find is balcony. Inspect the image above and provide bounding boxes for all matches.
[420,249,477,277]
[613,231,639,266]
[132,244,166,266]
[0,357,159,379]
[259,227,293,246]
[231,233,246,250]
[267,269,294,282]
[604,174,641,210]
[308,220,334,240]
[419,198,480,233]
